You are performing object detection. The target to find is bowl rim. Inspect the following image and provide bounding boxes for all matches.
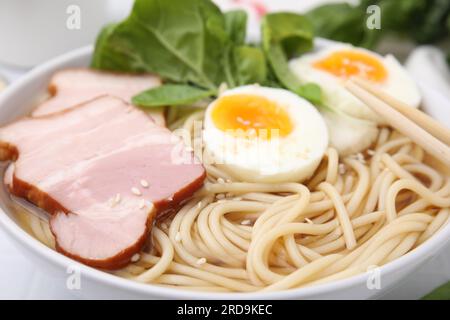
[0,45,449,300]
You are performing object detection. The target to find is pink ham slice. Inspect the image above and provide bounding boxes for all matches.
[32,68,165,126]
[0,96,205,269]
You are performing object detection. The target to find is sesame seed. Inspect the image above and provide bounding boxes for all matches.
[216,193,225,200]
[241,219,251,225]
[110,193,122,207]
[131,253,140,262]
[367,149,375,156]
[339,164,346,175]
[160,223,168,229]
[131,187,142,196]
[305,218,314,224]
[175,232,181,242]
[197,201,202,208]
[217,178,225,184]
[138,199,146,209]
[140,179,149,188]
[196,257,207,265]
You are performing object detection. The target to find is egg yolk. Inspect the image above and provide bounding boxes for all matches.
[211,94,293,139]
[313,50,388,82]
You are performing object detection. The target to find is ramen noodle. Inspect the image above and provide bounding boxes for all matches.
[15,113,450,293]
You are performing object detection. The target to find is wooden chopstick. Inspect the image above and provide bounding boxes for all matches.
[345,80,450,168]
[352,78,450,145]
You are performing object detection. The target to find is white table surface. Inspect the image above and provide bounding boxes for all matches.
[0,64,449,300]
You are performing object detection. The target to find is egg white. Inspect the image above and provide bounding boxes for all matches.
[203,85,329,183]
[289,44,422,124]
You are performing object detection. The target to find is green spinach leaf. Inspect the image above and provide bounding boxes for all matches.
[91,23,118,69]
[262,13,314,57]
[306,3,380,49]
[306,0,450,53]
[413,0,450,43]
[230,46,267,87]
[92,0,325,106]
[261,13,322,104]
[132,84,215,108]
[221,10,268,87]
[92,0,228,90]
[224,10,247,45]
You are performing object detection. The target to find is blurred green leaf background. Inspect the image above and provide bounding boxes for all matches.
[306,0,450,62]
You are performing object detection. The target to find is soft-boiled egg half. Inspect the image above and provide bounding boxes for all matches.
[289,44,421,123]
[203,85,328,183]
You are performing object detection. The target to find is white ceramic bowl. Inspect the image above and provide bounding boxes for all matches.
[0,45,449,300]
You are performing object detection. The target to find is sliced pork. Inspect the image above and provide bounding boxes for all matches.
[32,68,165,126]
[0,96,205,269]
